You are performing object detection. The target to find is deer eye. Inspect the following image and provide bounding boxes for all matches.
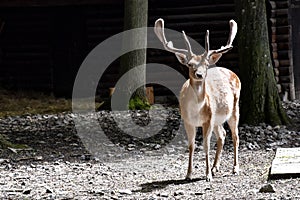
[187,63,193,68]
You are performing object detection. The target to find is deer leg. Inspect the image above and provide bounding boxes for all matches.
[184,121,196,180]
[212,125,226,176]
[228,99,240,175]
[202,122,213,181]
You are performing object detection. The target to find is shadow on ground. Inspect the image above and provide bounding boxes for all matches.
[135,178,204,193]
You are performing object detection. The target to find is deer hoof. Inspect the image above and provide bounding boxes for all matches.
[233,165,239,175]
[185,173,192,181]
[211,166,219,176]
[206,173,213,182]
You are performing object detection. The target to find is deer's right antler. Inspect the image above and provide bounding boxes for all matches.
[154,18,193,59]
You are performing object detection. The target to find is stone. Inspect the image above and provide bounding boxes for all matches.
[93,190,105,195]
[174,190,185,196]
[160,192,169,197]
[259,184,276,193]
[46,188,53,193]
[23,189,32,194]
[118,189,132,195]
[195,191,205,195]
[0,159,9,164]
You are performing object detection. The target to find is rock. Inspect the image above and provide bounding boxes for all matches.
[259,184,276,193]
[194,191,205,195]
[0,159,9,164]
[93,190,105,195]
[159,192,169,197]
[46,188,53,193]
[272,131,278,138]
[128,144,135,148]
[174,190,185,196]
[287,110,296,117]
[118,189,132,195]
[23,189,31,194]
[247,143,255,150]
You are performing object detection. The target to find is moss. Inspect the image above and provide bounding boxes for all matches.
[129,96,150,110]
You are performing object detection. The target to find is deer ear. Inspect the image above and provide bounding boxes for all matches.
[175,52,188,65]
[208,53,222,65]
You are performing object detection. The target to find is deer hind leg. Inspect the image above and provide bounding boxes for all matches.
[228,97,240,175]
[202,122,213,181]
[212,125,226,176]
[184,121,196,180]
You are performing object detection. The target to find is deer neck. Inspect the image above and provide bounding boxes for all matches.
[189,78,206,104]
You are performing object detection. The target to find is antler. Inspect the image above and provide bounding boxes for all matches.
[154,18,193,59]
[206,19,237,57]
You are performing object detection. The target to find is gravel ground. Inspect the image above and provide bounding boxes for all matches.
[0,101,300,199]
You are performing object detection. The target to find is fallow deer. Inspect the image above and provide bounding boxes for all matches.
[154,19,240,181]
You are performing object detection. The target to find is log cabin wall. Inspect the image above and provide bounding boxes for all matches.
[0,0,297,102]
[0,3,124,97]
[290,0,300,99]
[269,0,295,100]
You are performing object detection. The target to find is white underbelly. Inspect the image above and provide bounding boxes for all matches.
[214,114,230,126]
[184,112,202,127]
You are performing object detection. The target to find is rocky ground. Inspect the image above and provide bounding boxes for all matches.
[0,101,299,199]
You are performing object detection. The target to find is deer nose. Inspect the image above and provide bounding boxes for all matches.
[195,72,203,79]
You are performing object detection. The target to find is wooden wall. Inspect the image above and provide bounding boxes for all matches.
[269,0,295,100]
[0,0,297,101]
[0,4,124,97]
[290,0,300,99]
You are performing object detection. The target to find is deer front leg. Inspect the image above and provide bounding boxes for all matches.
[184,121,196,180]
[212,125,226,176]
[202,122,213,181]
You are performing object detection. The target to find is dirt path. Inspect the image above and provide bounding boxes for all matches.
[1,149,299,199]
[0,101,300,199]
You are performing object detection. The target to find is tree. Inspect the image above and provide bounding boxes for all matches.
[119,0,149,110]
[235,0,289,125]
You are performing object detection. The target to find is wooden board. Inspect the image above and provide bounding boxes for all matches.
[269,147,300,179]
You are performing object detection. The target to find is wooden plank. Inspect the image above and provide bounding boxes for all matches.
[274,67,280,76]
[276,83,282,92]
[276,1,289,9]
[269,147,300,179]
[274,59,280,68]
[279,75,292,83]
[279,59,291,66]
[150,3,234,14]
[278,66,291,76]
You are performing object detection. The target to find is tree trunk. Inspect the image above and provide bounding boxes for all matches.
[119,0,148,110]
[235,0,289,125]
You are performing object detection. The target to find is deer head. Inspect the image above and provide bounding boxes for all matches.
[154,19,237,82]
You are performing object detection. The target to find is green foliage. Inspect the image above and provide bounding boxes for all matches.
[129,96,150,110]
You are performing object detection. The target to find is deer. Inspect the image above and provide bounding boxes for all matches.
[154,19,240,182]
